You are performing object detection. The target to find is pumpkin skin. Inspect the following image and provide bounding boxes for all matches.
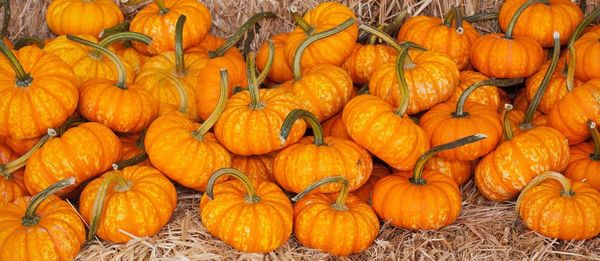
[79,166,177,243]
[284,2,358,69]
[565,142,600,191]
[354,164,391,204]
[130,0,211,56]
[119,134,148,166]
[499,0,583,47]
[322,112,351,140]
[571,31,600,82]
[3,136,39,156]
[0,46,78,140]
[186,34,242,58]
[397,16,480,69]
[470,34,544,78]
[512,89,531,112]
[369,50,459,115]
[342,43,397,84]
[231,154,275,184]
[24,122,122,196]
[448,71,500,111]
[474,127,570,201]
[548,80,600,145]
[425,156,475,186]
[256,33,293,84]
[0,144,25,204]
[46,0,124,37]
[526,61,583,114]
[343,94,430,171]
[0,194,85,261]
[115,44,149,73]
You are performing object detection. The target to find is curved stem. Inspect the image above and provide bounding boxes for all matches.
[21,177,76,226]
[256,40,274,86]
[0,129,56,178]
[67,35,128,89]
[155,0,170,15]
[291,176,349,211]
[567,7,600,47]
[205,168,260,203]
[359,24,403,51]
[87,171,131,241]
[99,21,130,39]
[520,32,560,129]
[153,70,189,114]
[191,69,228,140]
[1,0,9,38]
[367,25,385,45]
[112,152,148,170]
[411,134,486,185]
[443,6,464,33]
[292,18,355,80]
[588,121,600,160]
[292,12,314,34]
[280,109,323,146]
[175,15,186,76]
[246,48,266,109]
[13,37,45,50]
[505,0,549,39]
[502,104,515,141]
[453,78,523,117]
[464,12,499,23]
[516,171,574,214]
[209,12,276,58]
[98,32,152,48]
[55,118,87,137]
[393,48,411,116]
[0,39,32,86]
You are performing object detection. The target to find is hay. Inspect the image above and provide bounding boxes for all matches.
[6,0,600,260]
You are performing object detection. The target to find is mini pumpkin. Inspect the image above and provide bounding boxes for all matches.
[354,164,391,204]
[256,33,293,84]
[525,59,583,114]
[231,154,275,185]
[564,121,600,191]
[425,156,476,186]
[342,25,398,84]
[448,70,502,111]
[186,33,242,58]
[322,112,351,140]
[46,0,124,37]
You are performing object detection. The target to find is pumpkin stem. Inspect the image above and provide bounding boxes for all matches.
[393,48,411,117]
[175,15,186,76]
[464,12,498,23]
[55,118,87,137]
[443,6,464,34]
[192,69,228,140]
[382,9,409,37]
[99,21,131,39]
[88,171,132,241]
[209,12,276,58]
[502,104,515,141]
[588,121,600,160]
[66,35,129,89]
[567,7,600,47]
[255,40,274,86]
[98,32,152,49]
[0,0,9,39]
[291,11,314,35]
[155,0,170,15]
[520,32,560,130]
[153,70,189,114]
[291,176,350,211]
[0,39,32,87]
[358,84,370,95]
[0,129,56,179]
[359,24,403,51]
[505,0,549,39]
[516,171,574,215]
[206,168,261,203]
[411,134,486,185]
[566,45,576,92]
[292,18,355,80]
[367,25,386,45]
[246,42,273,110]
[280,109,324,146]
[453,78,523,118]
[21,177,76,227]
[112,153,148,170]
[13,36,45,50]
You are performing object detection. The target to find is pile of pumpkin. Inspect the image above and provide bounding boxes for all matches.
[1,0,600,259]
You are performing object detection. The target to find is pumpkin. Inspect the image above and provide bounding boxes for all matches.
[470,0,544,78]
[46,0,124,37]
[284,2,358,69]
[274,109,372,193]
[564,121,600,191]
[130,0,211,56]
[0,44,78,140]
[322,112,351,140]
[448,71,501,111]
[256,33,293,84]
[425,156,476,186]
[2,136,39,156]
[525,59,583,114]
[419,78,521,161]
[67,35,159,134]
[354,164,391,204]
[24,122,122,196]
[134,15,205,121]
[214,47,306,155]
[186,33,242,58]
[344,49,430,170]
[372,134,485,230]
[200,168,292,253]
[512,88,530,112]
[114,42,149,74]
[516,172,600,240]
[397,6,480,69]
[145,70,231,191]
[231,154,275,185]
[291,176,380,256]
[79,166,177,243]
[0,178,85,261]
[342,25,398,84]
[117,133,149,168]
[569,8,600,82]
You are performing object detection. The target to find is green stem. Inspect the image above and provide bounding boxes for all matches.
[13,37,45,50]
[99,21,131,39]
[98,32,152,48]
[0,39,32,86]
[292,12,314,34]
[175,15,186,75]
[566,45,576,92]
[191,69,228,140]
[292,18,355,80]
[87,171,131,241]
[464,12,499,23]
[410,134,486,185]
[588,121,600,160]
[394,48,411,116]
[383,9,409,37]
[55,118,87,137]
[0,129,56,178]
[367,25,386,45]
[1,0,9,38]
[256,40,274,86]
[153,71,188,113]
[520,32,560,130]
[155,0,169,15]
[505,0,549,39]
[291,176,349,211]
[246,45,268,109]
[516,171,574,213]
[359,24,403,51]
[502,104,515,141]
[206,168,260,203]
[453,78,523,117]
[22,177,76,226]
[280,109,323,146]
[67,35,128,89]
[443,6,464,33]
[112,152,148,170]
[358,84,370,95]
[209,12,276,58]
[567,7,600,47]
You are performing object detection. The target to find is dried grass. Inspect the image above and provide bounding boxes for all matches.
[7,0,600,260]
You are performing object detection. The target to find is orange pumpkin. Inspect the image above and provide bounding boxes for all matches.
[321,112,351,140]
[354,164,391,204]
[564,121,600,191]
[145,70,231,191]
[512,88,530,112]
[231,154,275,184]
[186,33,242,58]
[274,109,372,193]
[117,133,149,167]
[425,156,475,186]
[256,33,293,84]
[292,176,380,256]
[0,44,78,140]
[525,59,583,114]
[448,71,501,111]
[46,0,124,37]
[200,168,292,253]
[516,172,600,240]
[571,30,600,82]
[130,0,211,56]
[0,178,85,261]
[372,135,485,230]
[0,144,26,204]
[3,136,39,156]
[114,42,149,73]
